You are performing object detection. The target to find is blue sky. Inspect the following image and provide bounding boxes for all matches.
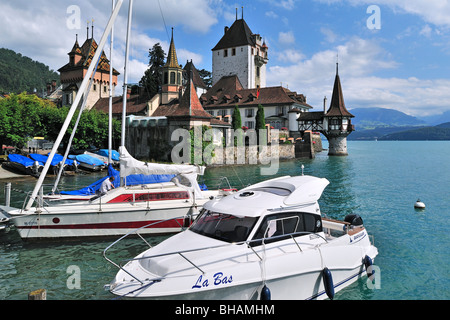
[1,0,450,117]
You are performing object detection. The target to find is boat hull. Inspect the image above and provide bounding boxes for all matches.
[108,229,378,300]
[4,201,203,240]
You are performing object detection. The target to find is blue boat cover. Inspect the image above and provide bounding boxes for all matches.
[8,154,43,167]
[97,149,120,161]
[60,165,176,196]
[29,153,72,167]
[51,153,77,166]
[68,154,105,166]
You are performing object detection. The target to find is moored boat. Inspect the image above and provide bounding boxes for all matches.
[104,175,378,300]
[68,153,105,171]
[2,154,43,177]
[0,147,229,240]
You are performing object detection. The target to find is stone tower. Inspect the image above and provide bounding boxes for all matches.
[322,64,354,156]
[212,15,268,89]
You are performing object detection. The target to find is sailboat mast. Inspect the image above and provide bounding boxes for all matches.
[121,0,133,148]
[120,0,133,187]
[25,0,124,211]
[108,0,115,165]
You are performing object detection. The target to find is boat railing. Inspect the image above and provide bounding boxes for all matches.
[103,219,328,286]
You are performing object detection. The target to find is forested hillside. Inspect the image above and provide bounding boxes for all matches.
[0,48,59,94]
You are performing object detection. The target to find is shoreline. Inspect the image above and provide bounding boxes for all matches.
[0,166,29,180]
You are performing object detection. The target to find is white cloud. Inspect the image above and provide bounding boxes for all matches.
[320,27,338,43]
[315,0,450,27]
[265,36,450,117]
[278,31,296,45]
[419,24,433,37]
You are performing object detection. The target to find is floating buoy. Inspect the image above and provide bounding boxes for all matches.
[260,284,271,300]
[322,267,335,300]
[414,199,425,209]
[363,255,374,278]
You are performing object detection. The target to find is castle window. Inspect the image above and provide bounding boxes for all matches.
[177,72,181,85]
[170,72,175,84]
[163,72,168,84]
[232,48,236,56]
[93,84,97,91]
[245,109,254,117]
[245,121,254,129]
[103,86,107,93]
[224,49,228,57]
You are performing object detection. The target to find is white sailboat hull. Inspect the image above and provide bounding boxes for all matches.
[3,186,219,240]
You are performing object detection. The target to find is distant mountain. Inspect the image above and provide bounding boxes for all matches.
[349,107,426,129]
[422,111,450,125]
[379,124,450,140]
[0,48,59,94]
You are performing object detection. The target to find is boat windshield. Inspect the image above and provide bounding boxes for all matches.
[190,209,258,243]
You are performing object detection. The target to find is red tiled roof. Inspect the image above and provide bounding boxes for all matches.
[58,37,119,75]
[200,75,312,109]
[153,79,214,120]
[92,94,148,116]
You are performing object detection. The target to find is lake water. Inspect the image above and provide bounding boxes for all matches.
[0,141,449,300]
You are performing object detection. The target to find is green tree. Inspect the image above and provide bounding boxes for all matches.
[231,105,241,130]
[0,93,120,151]
[255,104,266,144]
[139,43,166,99]
[197,69,212,88]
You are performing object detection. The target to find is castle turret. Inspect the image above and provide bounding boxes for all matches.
[161,28,183,104]
[322,63,354,156]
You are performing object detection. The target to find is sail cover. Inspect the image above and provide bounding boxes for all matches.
[119,146,205,177]
[60,165,175,196]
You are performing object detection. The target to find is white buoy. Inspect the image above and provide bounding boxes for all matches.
[414,199,425,209]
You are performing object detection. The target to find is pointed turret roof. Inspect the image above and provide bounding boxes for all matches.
[69,35,82,55]
[325,63,354,118]
[164,28,180,68]
[212,19,255,51]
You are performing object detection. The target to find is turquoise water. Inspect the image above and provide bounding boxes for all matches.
[0,141,449,300]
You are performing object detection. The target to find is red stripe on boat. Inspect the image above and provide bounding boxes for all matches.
[16,219,184,229]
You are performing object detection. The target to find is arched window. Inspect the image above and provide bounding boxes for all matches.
[170,72,176,84]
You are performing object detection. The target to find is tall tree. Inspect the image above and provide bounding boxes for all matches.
[255,104,266,144]
[231,105,242,130]
[139,43,166,99]
[255,104,265,130]
[198,69,212,88]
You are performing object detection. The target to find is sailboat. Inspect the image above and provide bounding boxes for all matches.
[0,0,230,240]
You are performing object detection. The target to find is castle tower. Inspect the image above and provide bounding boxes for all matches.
[161,28,183,104]
[58,26,119,109]
[322,64,354,156]
[212,13,268,89]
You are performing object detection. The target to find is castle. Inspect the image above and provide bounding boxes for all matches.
[58,13,354,159]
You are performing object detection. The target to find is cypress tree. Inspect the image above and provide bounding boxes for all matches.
[231,105,241,130]
[255,104,265,130]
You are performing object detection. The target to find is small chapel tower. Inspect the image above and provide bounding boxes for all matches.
[211,9,268,89]
[161,28,183,104]
[322,63,354,156]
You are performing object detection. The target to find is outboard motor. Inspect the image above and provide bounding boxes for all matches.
[344,214,363,226]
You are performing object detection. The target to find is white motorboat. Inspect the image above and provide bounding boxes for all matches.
[0,147,228,240]
[104,175,378,300]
